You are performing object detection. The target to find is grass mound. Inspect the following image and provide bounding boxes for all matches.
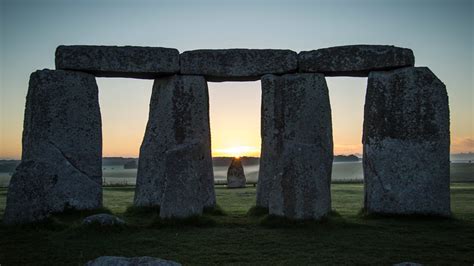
[260,214,329,228]
[259,210,343,228]
[50,207,113,224]
[149,215,216,228]
[3,207,114,231]
[246,205,269,217]
[4,217,69,231]
[203,204,227,216]
[78,221,128,232]
[358,208,453,220]
[124,205,160,217]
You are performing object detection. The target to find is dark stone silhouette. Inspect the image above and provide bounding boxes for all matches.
[363,67,450,216]
[134,75,215,218]
[258,73,333,220]
[299,45,414,76]
[4,70,102,224]
[180,49,298,81]
[227,157,246,188]
[55,45,180,79]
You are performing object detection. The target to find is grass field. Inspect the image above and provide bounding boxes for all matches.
[1,184,473,265]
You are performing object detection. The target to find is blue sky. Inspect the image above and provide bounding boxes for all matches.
[0,0,472,158]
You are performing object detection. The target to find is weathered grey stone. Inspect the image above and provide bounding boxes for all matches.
[4,69,102,224]
[299,45,414,77]
[85,256,181,266]
[82,214,126,226]
[56,45,179,79]
[134,75,215,212]
[258,73,333,220]
[180,49,298,81]
[160,142,207,219]
[227,157,246,188]
[363,67,450,216]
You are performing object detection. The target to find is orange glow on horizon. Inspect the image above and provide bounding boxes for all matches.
[213,146,260,157]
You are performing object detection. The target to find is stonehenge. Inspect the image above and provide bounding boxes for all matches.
[4,70,102,224]
[134,75,215,216]
[363,67,450,216]
[4,44,451,224]
[261,74,333,220]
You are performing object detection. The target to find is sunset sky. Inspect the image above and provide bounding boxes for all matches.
[0,0,472,158]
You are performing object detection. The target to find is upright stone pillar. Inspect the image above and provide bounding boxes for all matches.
[363,67,450,216]
[258,73,333,220]
[134,75,215,217]
[4,70,102,224]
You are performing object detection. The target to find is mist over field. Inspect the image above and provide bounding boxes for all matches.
[0,154,472,187]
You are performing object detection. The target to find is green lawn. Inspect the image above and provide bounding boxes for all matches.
[1,184,474,265]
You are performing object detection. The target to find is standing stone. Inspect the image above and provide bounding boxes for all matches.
[134,75,215,216]
[299,45,414,77]
[159,142,208,219]
[180,49,298,81]
[227,157,246,188]
[3,69,102,224]
[363,67,450,216]
[56,45,180,79]
[258,73,333,220]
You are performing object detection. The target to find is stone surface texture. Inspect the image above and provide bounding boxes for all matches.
[56,45,179,79]
[159,142,208,219]
[299,45,414,77]
[85,256,181,266]
[134,75,215,217]
[82,214,126,226]
[258,73,333,220]
[226,157,246,188]
[363,67,450,216]
[3,69,102,224]
[180,49,297,81]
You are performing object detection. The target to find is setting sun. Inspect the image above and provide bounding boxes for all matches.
[208,81,262,158]
[213,146,260,157]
